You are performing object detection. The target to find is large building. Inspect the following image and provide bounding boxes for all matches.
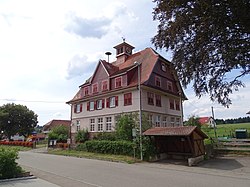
[67,41,187,143]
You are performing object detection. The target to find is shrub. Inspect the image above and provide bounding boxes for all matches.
[75,143,87,151]
[84,140,135,156]
[75,129,89,143]
[0,147,22,179]
[95,132,116,141]
[48,125,69,143]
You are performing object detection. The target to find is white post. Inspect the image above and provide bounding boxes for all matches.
[135,61,143,161]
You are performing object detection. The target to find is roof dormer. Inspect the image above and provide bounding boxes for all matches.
[113,40,134,65]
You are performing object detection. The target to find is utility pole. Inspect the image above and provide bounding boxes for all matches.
[134,61,143,161]
[211,106,218,140]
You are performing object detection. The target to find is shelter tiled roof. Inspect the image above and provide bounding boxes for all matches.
[143,126,208,138]
[43,119,71,131]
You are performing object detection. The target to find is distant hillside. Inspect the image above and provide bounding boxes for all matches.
[215,116,250,125]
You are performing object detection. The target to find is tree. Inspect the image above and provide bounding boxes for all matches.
[0,103,38,139]
[115,114,135,141]
[48,125,69,143]
[152,0,250,107]
[185,115,201,129]
[75,129,89,143]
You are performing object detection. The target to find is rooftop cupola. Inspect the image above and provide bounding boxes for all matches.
[113,39,134,65]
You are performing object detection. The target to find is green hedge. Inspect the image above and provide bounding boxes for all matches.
[83,140,136,156]
[0,147,22,179]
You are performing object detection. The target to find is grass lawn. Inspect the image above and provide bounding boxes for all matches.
[202,122,250,138]
[0,145,32,151]
[48,149,140,164]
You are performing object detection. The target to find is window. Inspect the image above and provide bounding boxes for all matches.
[102,80,108,91]
[161,63,166,72]
[107,96,118,108]
[155,76,161,87]
[84,87,89,96]
[90,119,95,132]
[176,118,180,126]
[169,99,175,110]
[92,83,98,93]
[124,93,132,106]
[106,117,112,131]
[155,94,161,107]
[115,77,122,88]
[175,100,180,111]
[76,120,80,131]
[148,114,153,125]
[96,99,104,110]
[155,115,161,127]
[147,92,154,105]
[162,116,167,127]
[89,101,95,111]
[74,103,82,113]
[167,81,173,91]
[170,117,175,127]
[98,118,103,132]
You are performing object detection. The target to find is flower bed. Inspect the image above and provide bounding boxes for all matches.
[56,143,69,149]
[0,141,34,148]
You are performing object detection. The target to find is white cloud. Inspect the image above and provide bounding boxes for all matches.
[66,54,97,79]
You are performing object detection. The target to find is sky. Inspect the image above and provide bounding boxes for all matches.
[0,0,249,126]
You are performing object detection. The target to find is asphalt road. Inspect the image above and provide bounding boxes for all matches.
[17,151,250,187]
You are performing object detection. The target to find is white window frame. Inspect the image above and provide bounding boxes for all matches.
[98,118,103,132]
[162,116,167,127]
[148,114,153,125]
[76,120,80,131]
[76,104,81,113]
[97,100,102,110]
[89,101,95,111]
[106,117,112,131]
[175,118,180,126]
[90,119,95,132]
[155,115,161,127]
[110,97,116,108]
[170,117,175,127]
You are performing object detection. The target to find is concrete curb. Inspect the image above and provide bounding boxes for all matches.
[0,176,37,183]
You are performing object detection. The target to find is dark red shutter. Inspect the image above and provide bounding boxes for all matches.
[94,101,97,110]
[87,102,90,111]
[124,94,126,106]
[74,105,77,113]
[106,98,110,108]
[80,104,83,112]
[102,99,105,108]
[115,96,118,106]
[129,93,132,105]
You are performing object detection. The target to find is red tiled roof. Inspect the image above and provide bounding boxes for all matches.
[143,126,208,138]
[43,120,71,131]
[198,117,211,124]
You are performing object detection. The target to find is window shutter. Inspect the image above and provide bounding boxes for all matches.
[102,99,105,108]
[87,102,90,111]
[74,105,77,113]
[124,94,126,106]
[80,104,83,112]
[106,98,110,108]
[115,96,118,106]
[94,101,97,110]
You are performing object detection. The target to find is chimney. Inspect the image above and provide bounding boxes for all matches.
[113,40,134,66]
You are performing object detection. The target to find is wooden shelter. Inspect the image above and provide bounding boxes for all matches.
[143,126,208,159]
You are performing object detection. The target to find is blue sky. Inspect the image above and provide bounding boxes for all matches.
[0,0,249,126]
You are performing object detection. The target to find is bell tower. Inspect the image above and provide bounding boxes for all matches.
[113,39,134,65]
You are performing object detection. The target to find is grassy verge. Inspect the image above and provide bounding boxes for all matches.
[0,145,32,151]
[202,122,250,138]
[48,149,140,164]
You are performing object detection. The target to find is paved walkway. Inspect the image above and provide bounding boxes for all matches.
[0,178,59,187]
